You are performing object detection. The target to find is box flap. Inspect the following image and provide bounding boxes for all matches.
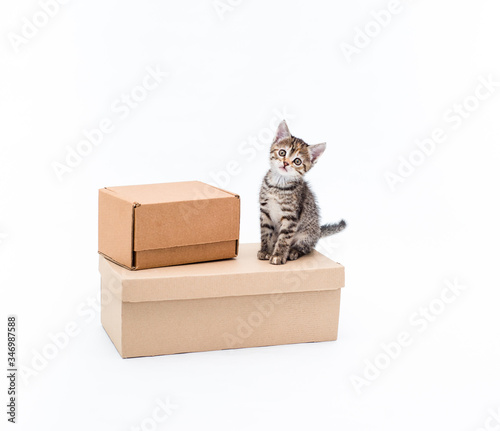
[98,243,345,303]
[133,196,239,251]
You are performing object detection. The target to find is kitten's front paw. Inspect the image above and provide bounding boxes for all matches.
[269,254,287,265]
[288,249,301,261]
[257,250,271,260]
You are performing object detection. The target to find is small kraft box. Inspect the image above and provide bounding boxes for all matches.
[99,243,345,358]
[98,181,240,270]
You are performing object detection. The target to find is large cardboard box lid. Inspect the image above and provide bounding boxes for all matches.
[99,243,345,303]
[101,181,239,252]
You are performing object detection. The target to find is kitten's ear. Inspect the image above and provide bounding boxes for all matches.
[273,120,291,144]
[309,143,326,164]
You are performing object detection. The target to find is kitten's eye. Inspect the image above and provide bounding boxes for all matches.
[278,149,286,157]
[293,158,302,166]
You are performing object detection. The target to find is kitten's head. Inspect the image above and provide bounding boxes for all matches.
[269,120,326,179]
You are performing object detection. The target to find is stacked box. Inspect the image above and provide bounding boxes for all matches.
[100,244,345,358]
[98,181,240,270]
[98,181,346,358]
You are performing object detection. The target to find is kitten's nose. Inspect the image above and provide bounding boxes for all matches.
[283,161,289,167]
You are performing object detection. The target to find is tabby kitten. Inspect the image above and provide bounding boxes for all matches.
[258,120,346,265]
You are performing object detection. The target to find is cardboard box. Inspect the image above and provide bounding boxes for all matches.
[99,243,345,358]
[98,181,240,270]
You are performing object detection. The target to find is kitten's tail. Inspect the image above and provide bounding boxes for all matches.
[320,220,347,238]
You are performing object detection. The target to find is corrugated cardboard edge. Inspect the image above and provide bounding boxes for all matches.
[203,182,240,199]
[98,251,137,270]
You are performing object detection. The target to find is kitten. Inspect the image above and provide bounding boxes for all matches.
[258,120,346,265]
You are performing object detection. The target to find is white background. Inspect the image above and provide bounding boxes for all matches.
[1,0,500,430]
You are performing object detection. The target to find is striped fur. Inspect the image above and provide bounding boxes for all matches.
[258,120,346,265]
